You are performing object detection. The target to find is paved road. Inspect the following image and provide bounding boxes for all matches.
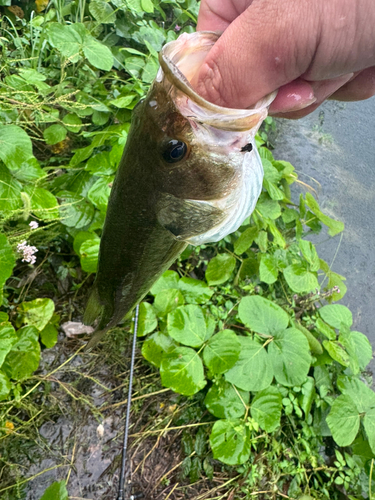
[272,98,375,355]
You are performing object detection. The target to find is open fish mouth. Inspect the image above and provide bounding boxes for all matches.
[83,31,276,347]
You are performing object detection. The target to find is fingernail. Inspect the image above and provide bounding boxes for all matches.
[270,93,317,114]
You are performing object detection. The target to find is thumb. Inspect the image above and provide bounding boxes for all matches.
[193,0,322,109]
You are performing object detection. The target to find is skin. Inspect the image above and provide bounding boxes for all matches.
[194,0,375,118]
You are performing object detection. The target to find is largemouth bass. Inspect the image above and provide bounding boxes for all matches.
[84,31,276,349]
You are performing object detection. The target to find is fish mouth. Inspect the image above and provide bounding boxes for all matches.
[158,31,277,132]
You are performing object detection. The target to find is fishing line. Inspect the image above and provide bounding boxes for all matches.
[117,304,140,500]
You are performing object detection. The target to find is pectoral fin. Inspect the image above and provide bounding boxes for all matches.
[157,193,225,241]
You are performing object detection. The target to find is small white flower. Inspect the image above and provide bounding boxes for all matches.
[29,221,39,230]
[17,240,38,265]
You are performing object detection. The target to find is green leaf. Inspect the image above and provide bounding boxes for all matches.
[58,191,95,228]
[268,328,311,386]
[298,377,316,418]
[0,372,11,401]
[363,407,375,454]
[73,231,99,255]
[87,176,112,212]
[40,324,58,349]
[3,326,40,380]
[305,192,344,237]
[351,331,373,371]
[337,377,375,413]
[83,37,114,71]
[160,347,206,396]
[239,254,259,279]
[293,322,323,355]
[23,186,59,220]
[167,305,211,348]
[0,125,34,171]
[256,197,281,220]
[203,330,241,375]
[85,152,115,176]
[150,271,179,295]
[225,337,273,392]
[299,240,320,271]
[18,298,55,331]
[283,263,319,293]
[315,318,336,340]
[0,324,17,368]
[319,304,353,329]
[62,114,82,133]
[205,254,236,286]
[323,340,350,366]
[234,226,258,255]
[89,0,116,23]
[210,419,251,465]
[153,289,185,317]
[178,277,213,304]
[326,394,360,447]
[255,230,268,252]
[205,380,249,419]
[136,302,157,337]
[259,254,278,284]
[251,386,282,432]
[43,124,67,145]
[141,331,176,368]
[0,164,22,212]
[39,480,69,500]
[141,0,154,12]
[48,23,86,62]
[238,295,289,335]
[109,95,136,109]
[0,234,15,306]
[79,239,100,273]
[12,158,46,182]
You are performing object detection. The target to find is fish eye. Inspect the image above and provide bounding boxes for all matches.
[162,140,187,163]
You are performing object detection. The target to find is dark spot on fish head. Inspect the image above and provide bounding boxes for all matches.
[241,143,253,152]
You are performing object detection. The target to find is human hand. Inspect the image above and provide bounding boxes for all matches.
[194,0,375,118]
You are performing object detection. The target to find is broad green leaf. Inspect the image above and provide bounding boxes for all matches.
[283,263,319,293]
[62,114,82,133]
[3,326,40,380]
[87,176,112,212]
[234,226,258,255]
[263,179,284,200]
[210,419,251,465]
[0,324,17,368]
[315,318,336,340]
[89,0,116,23]
[268,221,286,248]
[351,331,373,370]
[238,295,289,335]
[256,197,281,220]
[39,480,69,500]
[319,304,353,329]
[43,124,67,145]
[205,254,236,286]
[255,230,268,252]
[259,254,278,284]
[299,240,320,271]
[23,186,59,220]
[178,277,213,304]
[293,322,323,355]
[85,152,115,176]
[251,386,282,432]
[0,371,11,401]
[205,380,249,419]
[153,289,185,317]
[225,337,273,392]
[40,324,58,348]
[141,0,154,12]
[150,271,179,295]
[326,394,360,447]
[58,191,95,228]
[268,328,311,386]
[141,331,176,368]
[203,330,241,375]
[239,254,259,279]
[83,37,114,71]
[168,305,211,347]
[12,158,46,182]
[0,234,15,306]
[0,164,22,212]
[305,192,344,237]
[363,407,375,454]
[136,302,157,337]
[18,298,55,331]
[142,57,159,83]
[337,377,375,413]
[298,377,316,418]
[160,347,206,396]
[79,239,100,273]
[73,231,99,255]
[48,23,85,62]
[323,341,350,366]
[109,95,136,109]
[0,125,34,170]
[124,56,145,79]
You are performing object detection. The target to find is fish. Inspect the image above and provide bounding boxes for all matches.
[83,31,276,349]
